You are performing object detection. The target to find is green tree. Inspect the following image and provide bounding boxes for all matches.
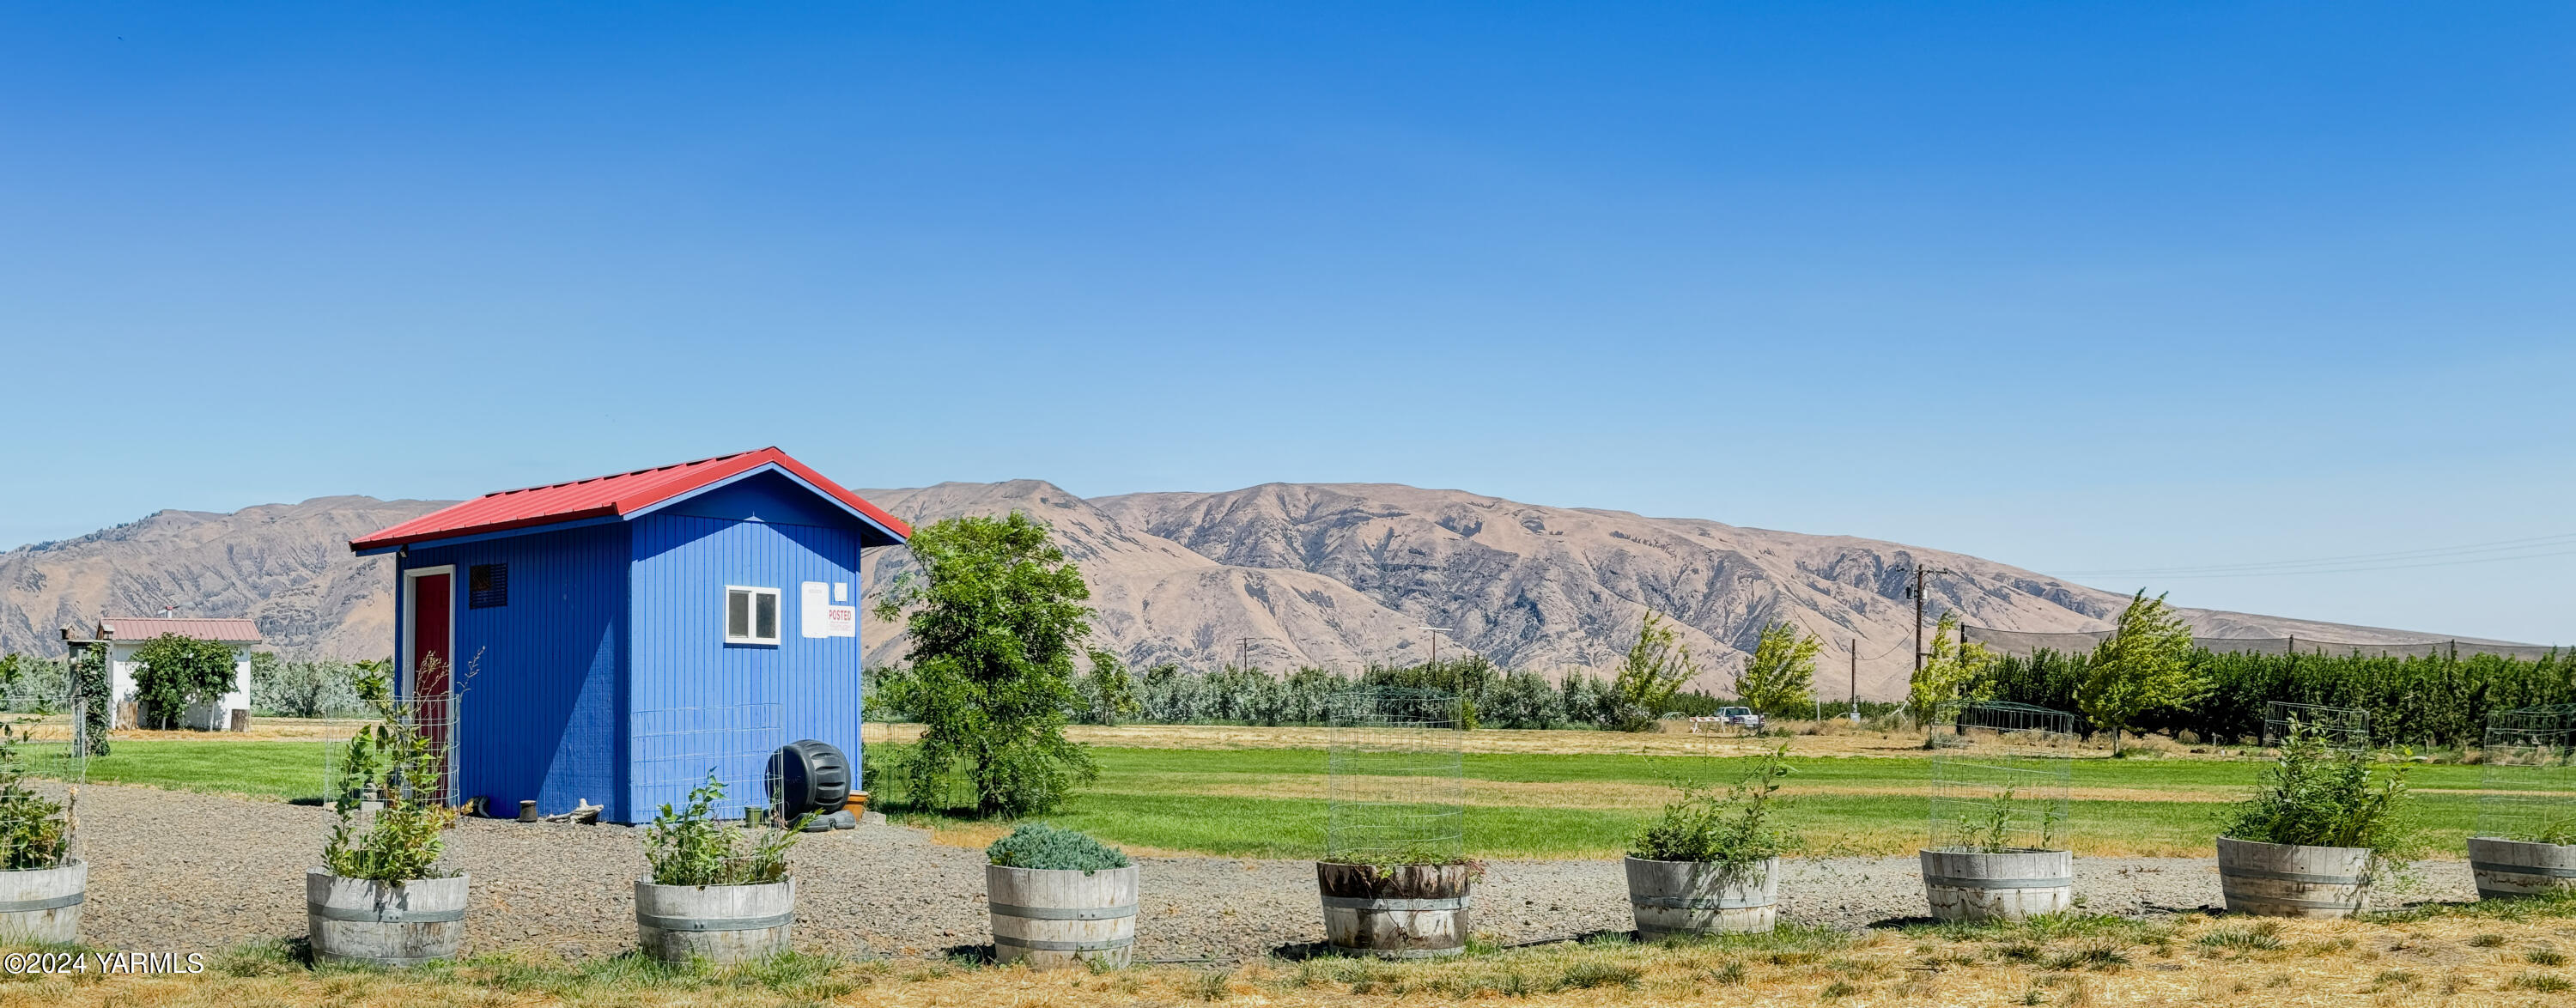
[1077,649,1141,726]
[872,512,1098,818]
[1908,613,1996,731]
[2078,590,2204,752]
[129,633,240,730]
[1609,611,1700,732]
[1735,621,1820,716]
[69,646,110,755]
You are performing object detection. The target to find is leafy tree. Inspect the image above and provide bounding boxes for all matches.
[1076,649,1141,726]
[251,655,367,719]
[1907,613,1996,731]
[1735,621,1820,716]
[1483,670,1565,730]
[2078,590,2204,752]
[872,512,1098,818]
[129,633,240,730]
[1608,611,1700,732]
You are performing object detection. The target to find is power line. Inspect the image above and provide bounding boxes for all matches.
[2057,531,2576,578]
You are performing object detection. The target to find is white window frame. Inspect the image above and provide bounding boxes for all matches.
[725,585,782,646]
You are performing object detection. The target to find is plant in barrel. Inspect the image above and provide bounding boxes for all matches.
[1319,686,1473,958]
[2470,706,2576,900]
[634,701,810,966]
[1922,702,2075,921]
[1625,744,1792,938]
[2215,704,2415,918]
[986,823,1137,969]
[310,658,466,967]
[0,701,85,944]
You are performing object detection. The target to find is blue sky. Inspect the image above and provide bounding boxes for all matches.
[4,3,2570,642]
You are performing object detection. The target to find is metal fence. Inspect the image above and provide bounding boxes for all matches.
[2262,701,2371,750]
[2479,706,2576,844]
[1929,701,2074,853]
[1963,624,2561,661]
[1,696,88,863]
[635,703,785,820]
[324,695,460,811]
[1326,687,1464,865]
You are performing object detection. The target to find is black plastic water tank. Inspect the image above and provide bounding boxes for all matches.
[768,739,852,817]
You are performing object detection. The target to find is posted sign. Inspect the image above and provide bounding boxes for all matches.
[801,582,858,638]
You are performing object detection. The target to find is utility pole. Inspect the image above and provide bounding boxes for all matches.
[1849,639,1859,721]
[1908,566,1956,673]
[1420,627,1453,669]
[1236,636,1276,674]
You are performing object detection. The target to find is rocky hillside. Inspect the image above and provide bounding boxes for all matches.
[2,483,2504,699]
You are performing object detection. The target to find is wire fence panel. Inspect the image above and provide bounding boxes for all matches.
[324,696,461,811]
[3,696,88,861]
[1964,624,2561,661]
[2262,701,2371,750]
[1929,702,2074,853]
[1326,687,1464,865]
[2480,706,2576,843]
[635,704,784,821]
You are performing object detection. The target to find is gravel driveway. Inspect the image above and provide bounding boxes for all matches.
[72,783,2478,963]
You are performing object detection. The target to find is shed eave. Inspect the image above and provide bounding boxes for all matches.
[622,461,910,545]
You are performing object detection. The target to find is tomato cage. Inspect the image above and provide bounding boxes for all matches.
[1325,687,1465,866]
[2262,701,2371,751]
[324,695,463,813]
[2478,706,2576,845]
[1928,701,2075,853]
[0,690,88,861]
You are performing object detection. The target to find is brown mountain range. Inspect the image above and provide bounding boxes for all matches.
[0,482,2503,699]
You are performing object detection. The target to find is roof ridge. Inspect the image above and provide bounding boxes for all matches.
[477,448,769,499]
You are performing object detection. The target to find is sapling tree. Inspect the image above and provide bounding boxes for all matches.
[1907,613,1996,732]
[1631,745,1795,882]
[323,659,458,882]
[2078,591,2204,752]
[1609,611,1699,732]
[129,633,239,729]
[2222,720,2416,862]
[1736,621,1820,717]
[1076,649,1141,726]
[873,512,1098,818]
[646,770,806,886]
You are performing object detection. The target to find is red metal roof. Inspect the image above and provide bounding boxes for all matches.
[90,618,262,643]
[349,447,912,552]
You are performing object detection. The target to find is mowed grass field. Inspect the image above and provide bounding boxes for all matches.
[61,728,2491,859]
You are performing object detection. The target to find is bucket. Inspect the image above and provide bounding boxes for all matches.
[1624,856,1777,938]
[2469,836,2576,900]
[0,861,85,944]
[1919,848,2073,922]
[988,864,1138,969]
[2215,836,2371,918]
[635,877,795,965]
[307,870,469,967]
[1317,862,1471,958]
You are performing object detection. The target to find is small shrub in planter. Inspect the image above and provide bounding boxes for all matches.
[986,823,1137,969]
[1626,745,1791,937]
[2215,722,2418,917]
[308,662,465,967]
[0,720,82,944]
[637,771,810,965]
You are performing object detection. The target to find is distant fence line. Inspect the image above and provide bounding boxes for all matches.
[1960,625,2562,662]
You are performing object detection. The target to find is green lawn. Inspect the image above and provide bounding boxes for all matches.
[57,738,2487,860]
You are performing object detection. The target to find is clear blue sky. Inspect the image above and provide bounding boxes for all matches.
[5,3,2569,643]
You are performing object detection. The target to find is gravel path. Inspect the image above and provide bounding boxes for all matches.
[72,783,2479,963]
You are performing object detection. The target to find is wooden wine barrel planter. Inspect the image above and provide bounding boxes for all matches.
[635,878,795,965]
[2469,837,2576,900]
[307,870,469,967]
[987,864,1138,969]
[1919,848,2073,922]
[2215,837,2371,918]
[1317,862,1472,958]
[1624,856,1776,938]
[0,861,85,944]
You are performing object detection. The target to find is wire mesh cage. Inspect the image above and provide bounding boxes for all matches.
[2478,706,2576,844]
[1929,701,2075,853]
[324,695,461,811]
[1325,687,1465,865]
[635,703,786,823]
[2262,701,2371,751]
[0,694,88,865]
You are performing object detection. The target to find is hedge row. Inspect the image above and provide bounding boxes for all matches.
[1978,647,2576,749]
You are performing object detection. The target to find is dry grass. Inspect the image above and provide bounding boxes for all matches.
[19,908,2576,1007]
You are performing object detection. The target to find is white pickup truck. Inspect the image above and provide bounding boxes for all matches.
[1690,707,1766,732]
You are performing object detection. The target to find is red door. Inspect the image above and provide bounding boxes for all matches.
[409,572,453,796]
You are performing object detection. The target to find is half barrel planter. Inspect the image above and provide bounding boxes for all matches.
[635,878,795,965]
[0,860,85,944]
[1919,848,2074,922]
[987,864,1138,969]
[2215,836,2371,918]
[1317,862,1472,959]
[2469,837,2576,900]
[307,870,469,967]
[1624,856,1777,938]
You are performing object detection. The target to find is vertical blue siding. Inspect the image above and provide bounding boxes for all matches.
[402,524,629,820]
[629,508,864,818]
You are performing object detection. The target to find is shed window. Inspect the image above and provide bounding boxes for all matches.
[726,586,781,645]
[468,564,508,609]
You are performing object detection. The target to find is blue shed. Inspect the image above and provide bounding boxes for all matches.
[349,447,909,823]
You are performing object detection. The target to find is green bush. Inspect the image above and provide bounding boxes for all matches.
[1631,745,1792,869]
[646,770,806,887]
[0,721,70,871]
[323,659,459,882]
[130,633,240,729]
[2221,721,2415,857]
[986,822,1130,871]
